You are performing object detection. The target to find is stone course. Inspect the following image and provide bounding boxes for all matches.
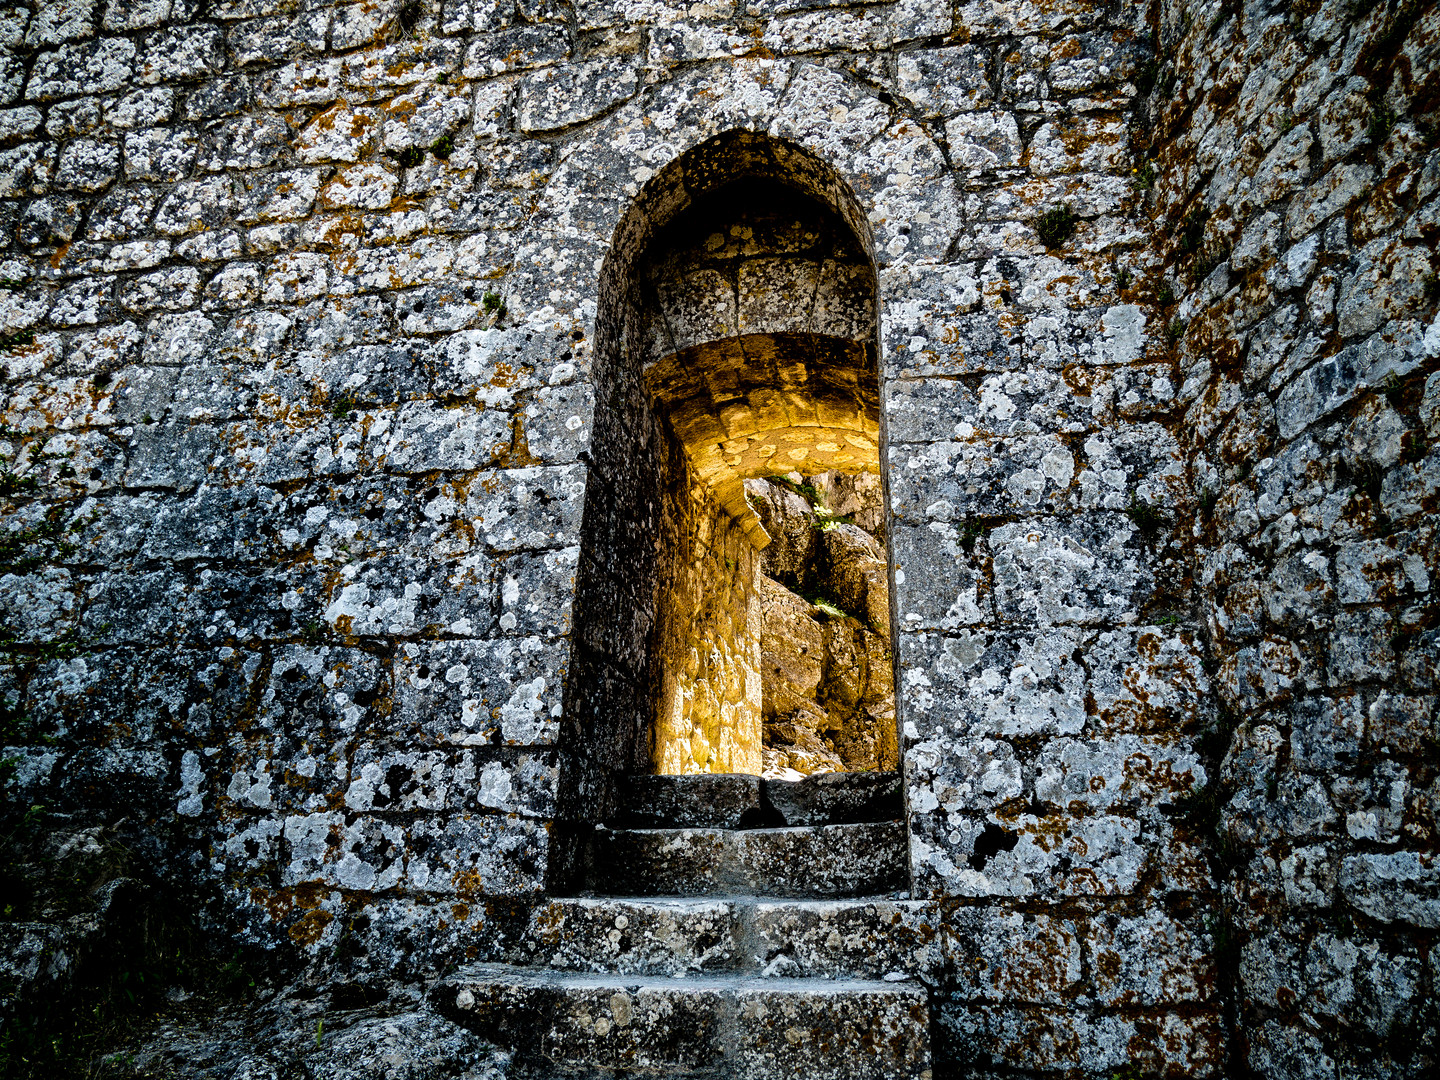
[0,0,1434,1076]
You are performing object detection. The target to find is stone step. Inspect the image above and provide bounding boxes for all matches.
[512,896,941,982]
[615,770,903,829]
[586,821,908,899]
[433,963,932,1080]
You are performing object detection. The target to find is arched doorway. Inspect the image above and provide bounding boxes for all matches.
[554,131,895,876]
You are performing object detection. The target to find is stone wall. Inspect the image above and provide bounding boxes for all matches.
[651,467,763,776]
[1146,0,1440,1075]
[0,0,1433,1075]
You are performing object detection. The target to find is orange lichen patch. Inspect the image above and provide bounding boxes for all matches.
[383,97,419,122]
[288,908,334,946]
[453,869,485,901]
[492,416,542,468]
[48,242,70,269]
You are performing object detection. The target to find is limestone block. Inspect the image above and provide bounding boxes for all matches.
[898,628,1086,742]
[461,23,570,78]
[1327,607,1395,685]
[462,465,587,553]
[520,382,593,463]
[121,124,198,181]
[905,734,1023,815]
[897,45,992,117]
[376,401,511,473]
[730,980,928,1079]
[912,808,1153,900]
[344,36,466,92]
[1085,627,1212,738]
[121,266,202,313]
[771,63,891,163]
[0,142,55,197]
[323,553,495,638]
[136,23,225,84]
[1338,851,1440,927]
[405,812,550,896]
[237,167,325,222]
[760,6,892,56]
[889,434,1080,522]
[989,513,1150,627]
[382,84,472,150]
[939,1001,1222,1077]
[890,523,991,631]
[256,56,344,107]
[24,0,96,46]
[26,37,135,100]
[151,176,236,234]
[751,898,939,981]
[0,568,78,644]
[945,110,1023,171]
[518,56,642,133]
[296,104,377,164]
[229,12,326,67]
[393,637,564,747]
[1035,734,1204,815]
[519,897,740,976]
[102,0,170,31]
[594,821,906,897]
[884,377,980,445]
[309,1011,511,1080]
[0,105,42,142]
[498,545,577,637]
[946,909,1082,1003]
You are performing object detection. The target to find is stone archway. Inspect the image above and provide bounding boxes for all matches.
[556,131,899,862]
[636,176,895,779]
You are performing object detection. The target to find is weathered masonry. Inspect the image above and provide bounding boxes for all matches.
[0,1,1437,1078]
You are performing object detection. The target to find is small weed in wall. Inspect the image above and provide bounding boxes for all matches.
[1368,104,1398,143]
[1188,246,1229,285]
[395,146,425,168]
[431,135,455,159]
[1177,206,1208,254]
[1034,204,1078,248]
[395,0,424,38]
[1130,161,1156,192]
[1133,59,1159,97]
[1125,492,1165,538]
[1166,318,1187,344]
[482,291,507,324]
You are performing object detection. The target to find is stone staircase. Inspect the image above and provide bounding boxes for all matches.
[432,772,935,1079]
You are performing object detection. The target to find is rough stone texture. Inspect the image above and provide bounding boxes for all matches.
[130,990,514,1080]
[0,0,1432,1076]
[1145,1,1440,1076]
[590,820,908,899]
[436,964,931,1080]
[651,476,764,776]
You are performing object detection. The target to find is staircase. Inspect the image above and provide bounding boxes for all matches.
[432,772,935,1079]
